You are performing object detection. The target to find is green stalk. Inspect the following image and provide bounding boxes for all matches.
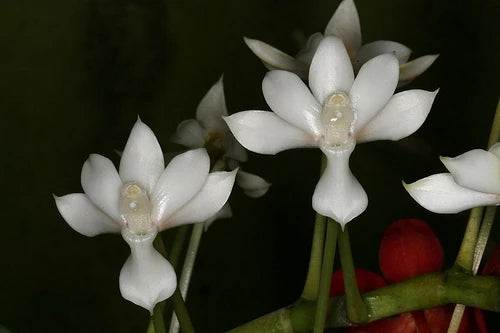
[338,225,368,324]
[169,222,204,333]
[453,208,484,271]
[169,225,191,270]
[448,98,500,332]
[473,206,497,274]
[301,155,328,301]
[228,272,500,332]
[301,213,327,300]
[312,219,339,333]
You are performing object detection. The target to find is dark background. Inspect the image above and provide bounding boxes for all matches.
[1,0,499,332]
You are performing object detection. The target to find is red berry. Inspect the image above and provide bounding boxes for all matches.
[379,218,444,283]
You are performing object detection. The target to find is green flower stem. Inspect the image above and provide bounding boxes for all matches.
[150,234,195,333]
[150,234,169,333]
[168,287,195,333]
[147,226,190,333]
[454,208,484,271]
[301,213,327,301]
[338,225,368,324]
[169,225,191,270]
[473,206,497,274]
[301,155,328,301]
[448,98,500,332]
[228,272,500,332]
[169,222,204,333]
[312,219,339,332]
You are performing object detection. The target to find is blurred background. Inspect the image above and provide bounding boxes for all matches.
[1,0,499,331]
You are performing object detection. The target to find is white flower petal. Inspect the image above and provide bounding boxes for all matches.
[164,170,237,229]
[224,111,318,155]
[204,203,233,231]
[441,149,500,195]
[54,193,121,236]
[404,173,500,214]
[324,0,361,60]
[171,119,207,149]
[243,37,308,78]
[309,36,354,104]
[312,144,368,227]
[236,170,271,198]
[295,32,324,66]
[350,53,399,132]
[399,54,439,85]
[81,154,122,221]
[488,142,500,159]
[119,119,165,193]
[356,41,411,69]
[263,70,322,136]
[356,89,438,143]
[226,138,248,162]
[151,148,210,225]
[195,76,228,132]
[120,230,176,312]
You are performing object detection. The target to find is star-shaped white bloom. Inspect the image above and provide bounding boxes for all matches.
[171,76,271,204]
[54,119,237,312]
[244,0,438,86]
[404,143,500,213]
[225,36,437,227]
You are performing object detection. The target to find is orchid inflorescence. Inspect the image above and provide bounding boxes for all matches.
[53,0,500,331]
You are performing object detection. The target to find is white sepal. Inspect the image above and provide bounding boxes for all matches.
[404,173,500,214]
[171,119,207,149]
[441,149,500,195]
[350,53,399,133]
[309,36,354,104]
[263,70,322,137]
[54,193,121,236]
[196,76,228,132]
[356,89,438,143]
[324,0,361,60]
[236,170,271,198]
[151,149,210,225]
[163,170,237,229]
[224,111,317,155]
[119,118,164,193]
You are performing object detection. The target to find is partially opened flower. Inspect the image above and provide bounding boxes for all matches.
[404,143,500,213]
[171,76,271,225]
[244,0,438,85]
[171,76,248,163]
[225,36,437,226]
[54,119,237,312]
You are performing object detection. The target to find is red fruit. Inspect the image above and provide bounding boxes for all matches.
[379,218,444,283]
[424,305,485,333]
[330,268,387,297]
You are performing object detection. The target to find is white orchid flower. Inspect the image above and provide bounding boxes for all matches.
[171,76,271,203]
[171,75,248,162]
[54,119,237,312]
[225,36,437,227]
[404,143,500,213]
[244,0,438,86]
